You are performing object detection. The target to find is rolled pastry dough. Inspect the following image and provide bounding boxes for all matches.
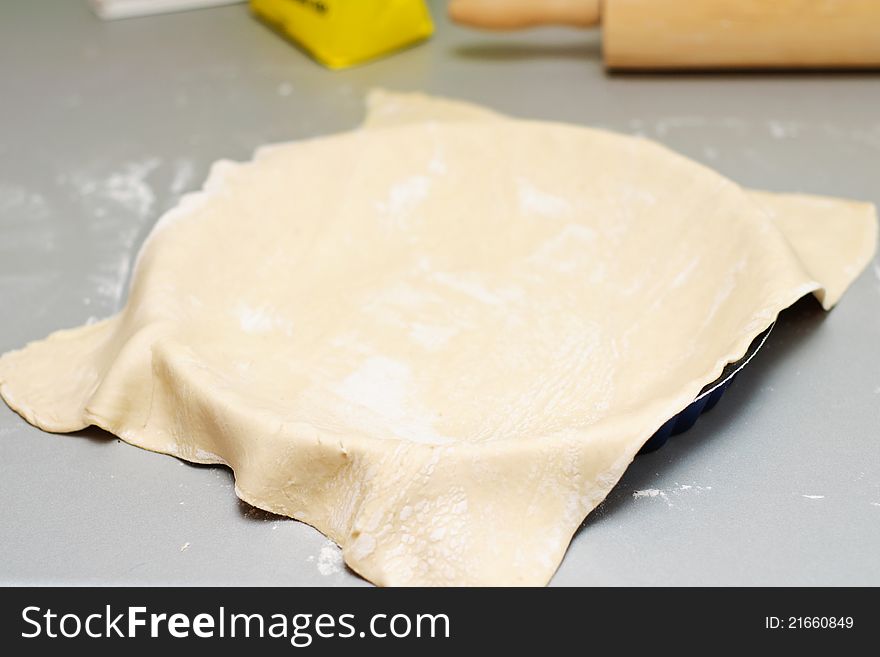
[1,92,876,585]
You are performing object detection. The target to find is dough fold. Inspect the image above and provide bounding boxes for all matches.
[1,92,876,586]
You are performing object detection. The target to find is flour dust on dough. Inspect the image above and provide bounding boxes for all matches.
[1,91,876,585]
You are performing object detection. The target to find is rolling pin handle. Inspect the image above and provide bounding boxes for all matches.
[449,0,601,30]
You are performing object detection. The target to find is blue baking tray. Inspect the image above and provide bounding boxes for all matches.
[639,324,774,453]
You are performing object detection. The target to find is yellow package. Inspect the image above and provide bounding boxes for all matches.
[251,0,434,69]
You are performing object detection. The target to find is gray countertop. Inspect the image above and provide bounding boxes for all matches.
[1,0,878,586]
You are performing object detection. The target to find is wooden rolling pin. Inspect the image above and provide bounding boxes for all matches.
[449,0,880,69]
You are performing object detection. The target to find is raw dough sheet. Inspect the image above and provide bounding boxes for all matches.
[1,91,876,585]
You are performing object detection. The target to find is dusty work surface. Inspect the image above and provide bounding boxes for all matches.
[1,0,878,586]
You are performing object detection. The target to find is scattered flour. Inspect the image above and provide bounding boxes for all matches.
[0,183,55,251]
[671,256,702,289]
[170,159,195,194]
[0,183,49,217]
[702,257,748,328]
[57,157,163,309]
[647,116,749,138]
[236,303,293,335]
[409,323,458,350]
[430,271,521,306]
[315,540,343,576]
[632,483,712,507]
[767,120,802,140]
[801,494,825,500]
[376,175,431,217]
[527,224,596,274]
[517,179,571,218]
[89,255,132,307]
[69,157,161,219]
[428,152,447,175]
[430,271,503,305]
[335,355,451,444]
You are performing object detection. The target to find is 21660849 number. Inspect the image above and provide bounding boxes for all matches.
[765,616,854,629]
